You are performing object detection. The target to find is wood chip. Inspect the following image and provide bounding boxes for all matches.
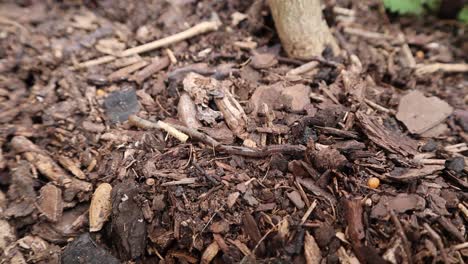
[89,183,112,232]
[371,194,426,218]
[304,232,322,264]
[57,156,86,180]
[37,184,63,222]
[201,241,219,264]
[396,90,453,135]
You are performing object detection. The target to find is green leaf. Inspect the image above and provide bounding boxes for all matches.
[383,0,424,15]
[458,6,468,23]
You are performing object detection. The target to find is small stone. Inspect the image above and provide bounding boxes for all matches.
[421,139,437,152]
[445,157,465,173]
[104,88,140,123]
[62,233,119,264]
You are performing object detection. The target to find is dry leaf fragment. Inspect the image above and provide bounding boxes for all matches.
[89,183,112,232]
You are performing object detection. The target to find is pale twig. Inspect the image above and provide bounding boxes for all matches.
[333,6,355,17]
[398,34,416,68]
[343,27,395,41]
[157,121,189,143]
[364,98,393,114]
[415,63,468,76]
[74,20,221,69]
[128,115,188,143]
[287,61,318,75]
[160,178,197,186]
[300,199,317,225]
[444,143,467,153]
[165,48,177,64]
[452,242,468,251]
[0,16,28,33]
[458,203,468,220]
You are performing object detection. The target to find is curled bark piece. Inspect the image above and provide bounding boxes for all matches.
[268,0,339,59]
[89,183,112,232]
[11,136,92,192]
[178,92,202,129]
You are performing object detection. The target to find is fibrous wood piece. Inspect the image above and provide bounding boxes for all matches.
[268,0,339,59]
[214,86,248,138]
[356,111,417,156]
[201,241,220,264]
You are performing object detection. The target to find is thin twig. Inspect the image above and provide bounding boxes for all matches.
[128,115,188,142]
[74,20,221,69]
[390,210,413,264]
[364,98,394,114]
[287,61,318,75]
[300,199,317,225]
[129,115,306,158]
[415,63,468,76]
[343,27,395,41]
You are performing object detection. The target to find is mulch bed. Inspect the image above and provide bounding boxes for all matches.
[0,0,467,263]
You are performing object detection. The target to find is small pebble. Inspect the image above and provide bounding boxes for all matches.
[421,139,437,152]
[445,157,465,173]
[367,177,380,189]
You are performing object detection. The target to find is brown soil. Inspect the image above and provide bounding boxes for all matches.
[0,0,467,263]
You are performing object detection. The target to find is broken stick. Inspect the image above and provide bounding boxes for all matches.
[74,20,221,69]
[129,115,306,158]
